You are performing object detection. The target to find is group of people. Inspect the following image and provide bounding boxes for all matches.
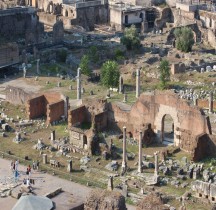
[23,178,33,192]
[10,160,19,171]
[9,159,40,188]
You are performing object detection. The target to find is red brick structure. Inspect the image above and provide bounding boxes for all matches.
[108,90,212,161]
[68,99,108,132]
[197,99,216,110]
[26,92,68,125]
[68,91,214,161]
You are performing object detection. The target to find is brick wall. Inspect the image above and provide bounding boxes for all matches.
[95,112,107,131]
[197,99,216,109]
[68,106,87,127]
[26,95,46,119]
[26,92,66,124]
[0,43,19,68]
[47,100,64,123]
[44,92,62,104]
[108,90,213,160]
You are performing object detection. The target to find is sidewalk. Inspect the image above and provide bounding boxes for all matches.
[0,158,136,210]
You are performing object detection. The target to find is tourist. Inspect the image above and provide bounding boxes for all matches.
[26,178,32,192]
[36,160,39,170]
[14,170,19,182]
[32,161,36,170]
[23,178,27,185]
[15,159,19,171]
[27,165,31,177]
[13,161,15,171]
[10,160,14,171]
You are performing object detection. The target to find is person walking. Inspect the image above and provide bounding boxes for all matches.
[15,160,19,171]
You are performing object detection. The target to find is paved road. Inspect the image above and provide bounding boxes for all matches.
[0,158,135,210]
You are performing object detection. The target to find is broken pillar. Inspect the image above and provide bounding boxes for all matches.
[43,154,47,164]
[119,76,123,93]
[136,68,140,98]
[67,160,72,172]
[36,59,40,74]
[57,82,61,87]
[138,131,143,173]
[123,93,127,103]
[122,181,128,197]
[154,151,159,177]
[122,126,127,174]
[107,176,113,191]
[77,67,81,100]
[209,92,213,113]
[193,97,198,106]
[51,130,55,141]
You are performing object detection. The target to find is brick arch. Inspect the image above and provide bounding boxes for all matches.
[154,104,180,146]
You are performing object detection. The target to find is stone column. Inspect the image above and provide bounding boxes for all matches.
[67,160,72,172]
[154,151,159,177]
[122,126,127,172]
[138,131,143,173]
[77,68,81,100]
[36,59,40,74]
[107,176,113,191]
[136,68,140,98]
[119,76,123,93]
[193,97,198,106]
[61,95,69,120]
[51,130,55,141]
[209,92,213,113]
[43,154,47,164]
[23,66,27,78]
[123,93,127,103]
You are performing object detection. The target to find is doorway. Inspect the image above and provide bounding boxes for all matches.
[161,114,174,145]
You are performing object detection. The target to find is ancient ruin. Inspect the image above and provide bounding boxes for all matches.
[0,0,216,209]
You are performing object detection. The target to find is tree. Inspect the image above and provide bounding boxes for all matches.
[174,27,194,52]
[120,25,141,50]
[159,59,170,89]
[101,61,120,88]
[79,55,91,76]
[88,46,99,63]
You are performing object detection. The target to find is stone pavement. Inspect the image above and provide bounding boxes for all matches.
[0,158,135,210]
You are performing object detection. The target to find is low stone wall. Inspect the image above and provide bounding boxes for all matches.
[38,12,57,26]
[5,86,35,105]
[192,180,216,202]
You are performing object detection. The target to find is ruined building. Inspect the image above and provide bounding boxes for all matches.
[0,7,44,45]
[36,0,109,30]
[68,91,214,161]
[6,86,69,125]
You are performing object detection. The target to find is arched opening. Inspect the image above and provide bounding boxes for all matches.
[65,10,68,17]
[83,135,87,147]
[161,114,174,145]
[139,12,143,21]
[210,18,212,28]
[125,15,128,25]
[49,4,53,14]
